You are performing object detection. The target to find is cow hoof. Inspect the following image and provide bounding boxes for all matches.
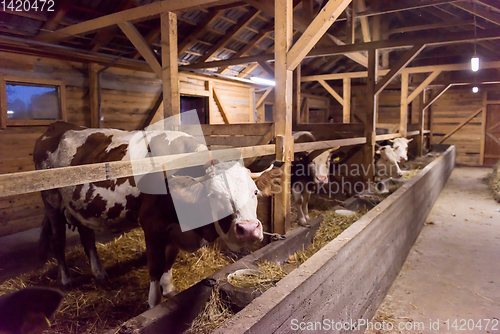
[94,271,108,283]
[163,290,179,299]
[298,220,311,228]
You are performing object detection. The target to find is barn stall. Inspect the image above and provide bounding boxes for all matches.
[0,0,499,333]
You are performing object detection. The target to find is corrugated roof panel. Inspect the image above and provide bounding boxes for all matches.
[258,37,274,49]
[189,41,212,54]
[0,15,43,36]
[224,8,246,21]
[225,40,245,52]
[199,31,221,44]
[236,29,256,42]
[180,9,206,24]
[247,17,266,31]
[211,19,233,33]
[215,49,234,60]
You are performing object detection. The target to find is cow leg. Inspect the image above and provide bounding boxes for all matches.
[292,184,307,226]
[160,243,179,297]
[48,211,71,286]
[41,190,71,286]
[77,224,107,282]
[302,189,312,222]
[144,229,168,308]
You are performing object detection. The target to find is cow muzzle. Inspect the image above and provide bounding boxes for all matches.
[234,220,263,242]
[315,176,328,184]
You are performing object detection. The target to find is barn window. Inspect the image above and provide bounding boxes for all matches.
[0,76,66,128]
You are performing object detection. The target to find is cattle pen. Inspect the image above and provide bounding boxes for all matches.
[1,1,500,333]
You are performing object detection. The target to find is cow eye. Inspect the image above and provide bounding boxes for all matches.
[254,190,259,196]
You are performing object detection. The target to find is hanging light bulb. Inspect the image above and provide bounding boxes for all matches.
[472,86,479,93]
[471,56,479,72]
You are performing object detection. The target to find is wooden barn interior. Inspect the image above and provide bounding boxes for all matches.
[0,0,499,332]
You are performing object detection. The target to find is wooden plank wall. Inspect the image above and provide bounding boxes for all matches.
[0,52,255,236]
[256,90,330,124]
[430,87,483,165]
[179,73,255,124]
[216,146,456,334]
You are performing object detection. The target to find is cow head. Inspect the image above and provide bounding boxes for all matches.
[390,138,413,162]
[375,146,403,178]
[168,161,268,252]
[306,147,340,184]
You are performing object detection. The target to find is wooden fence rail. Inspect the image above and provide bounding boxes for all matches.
[0,131,422,198]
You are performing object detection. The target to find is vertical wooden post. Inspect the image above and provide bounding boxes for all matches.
[346,2,355,44]
[293,65,301,126]
[88,63,99,128]
[372,15,380,41]
[417,91,425,156]
[274,0,293,235]
[343,78,351,123]
[161,12,180,127]
[479,90,487,165]
[363,49,378,182]
[400,72,408,137]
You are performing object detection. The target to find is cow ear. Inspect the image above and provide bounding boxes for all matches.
[254,168,282,197]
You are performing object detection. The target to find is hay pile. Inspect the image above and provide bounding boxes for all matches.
[488,160,500,202]
[0,229,233,334]
[185,286,234,334]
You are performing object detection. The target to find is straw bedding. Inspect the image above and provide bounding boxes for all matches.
[0,230,234,333]
[0,155,433,333]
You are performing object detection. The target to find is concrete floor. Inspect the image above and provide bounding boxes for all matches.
[0,225,121,284]
[368,167,500,334]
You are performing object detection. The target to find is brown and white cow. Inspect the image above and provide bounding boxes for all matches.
[34,121,273,308]
[291,132,339,226]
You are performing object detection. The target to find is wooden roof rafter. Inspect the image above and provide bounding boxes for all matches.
[35,0,239,43]
[196,7,261,63]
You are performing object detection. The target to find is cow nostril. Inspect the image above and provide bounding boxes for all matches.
[235,224,245,236]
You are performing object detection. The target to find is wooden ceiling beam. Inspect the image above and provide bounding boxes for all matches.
[246,0,369,67]
[258,60,275,77]
[341,0,461,20]
[181,27,500,70]
[197,8,260,63]
[407,71,441,103]
[452,2,500,27]
[287,0,353,71]
[355,0,370,42]
[133,27,161,59]
[37,0,237,42]
[117,21,161,78]
[388,20,474,35]
[310,27,500,56]
[35,0,72,36]
[375,44,425,95]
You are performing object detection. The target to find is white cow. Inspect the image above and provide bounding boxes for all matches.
[375,145,403,179]
[390,137,413,162]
